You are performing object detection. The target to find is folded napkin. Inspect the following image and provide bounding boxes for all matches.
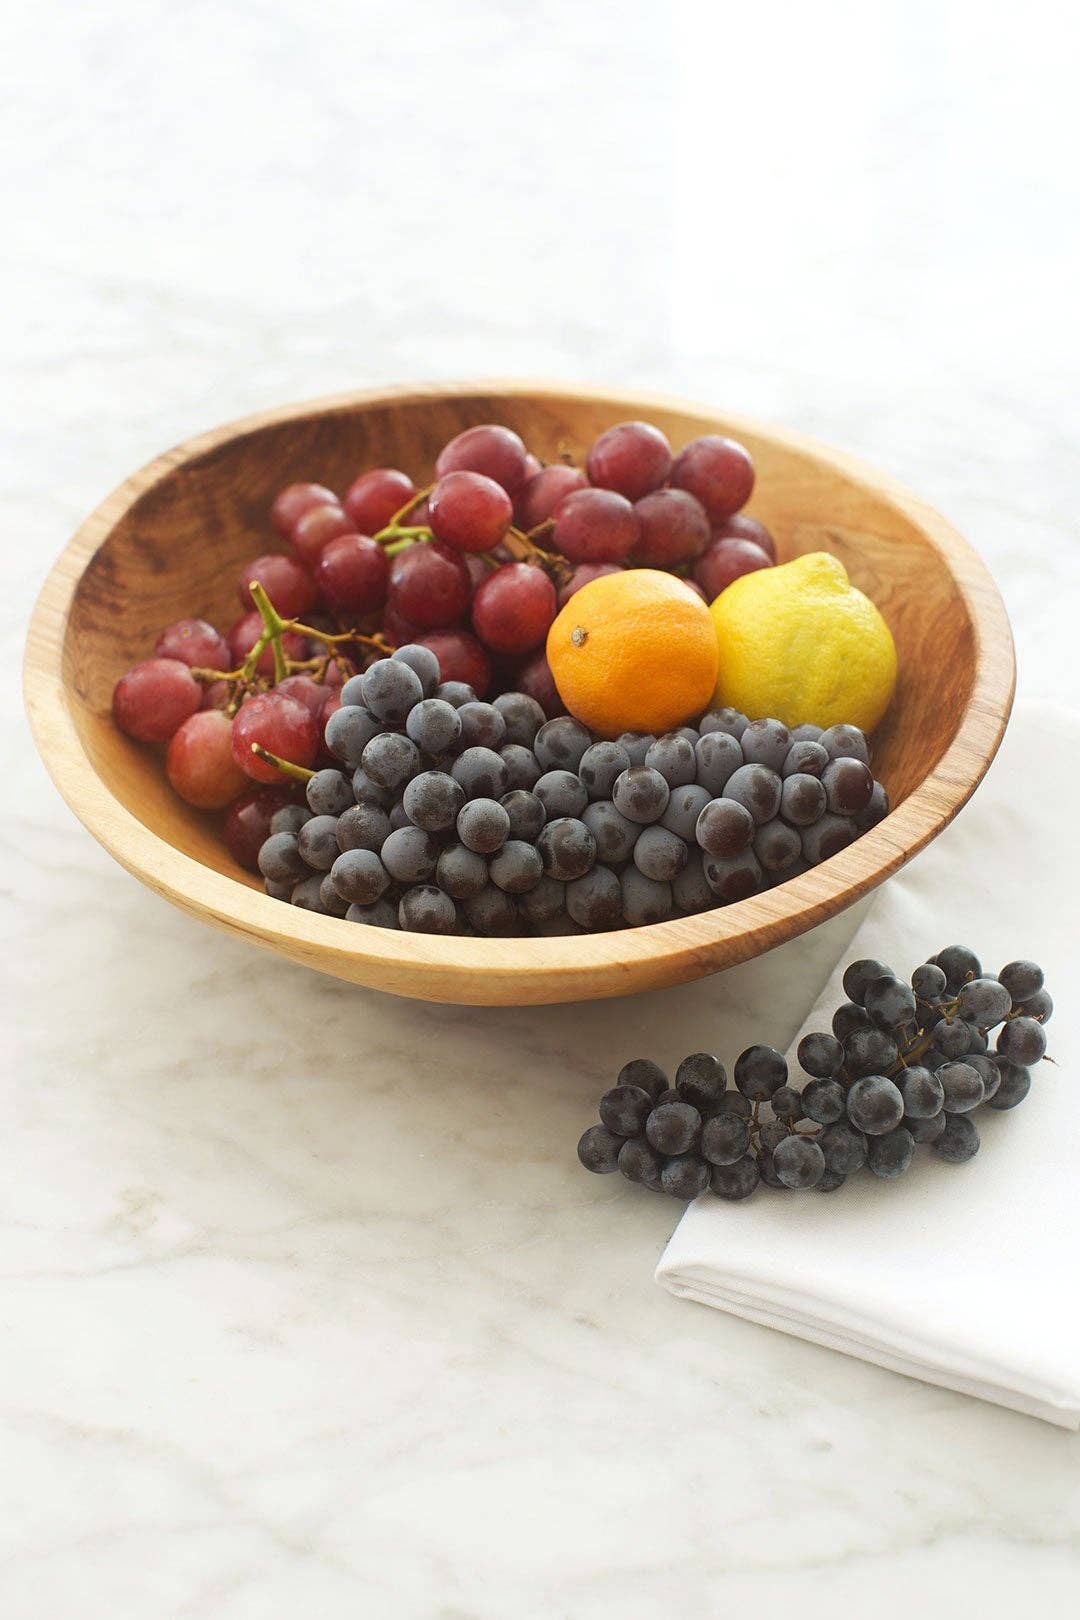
[657,702,1080,1428]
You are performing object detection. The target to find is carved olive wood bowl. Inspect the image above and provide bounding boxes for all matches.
[24,383,1014,1005]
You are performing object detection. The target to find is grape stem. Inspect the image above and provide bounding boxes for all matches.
[249,742,315,782]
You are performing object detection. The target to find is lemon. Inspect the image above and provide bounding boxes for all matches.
[708,551,897,732]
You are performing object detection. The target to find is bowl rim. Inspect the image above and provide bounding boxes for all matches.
[23,380,1016,1003]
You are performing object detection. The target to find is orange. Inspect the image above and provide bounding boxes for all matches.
[547,569,720,739]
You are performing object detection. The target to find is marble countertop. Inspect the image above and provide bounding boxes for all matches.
[5,1,1079,1613]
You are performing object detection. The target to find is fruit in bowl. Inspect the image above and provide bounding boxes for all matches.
[24,385,1013,1003]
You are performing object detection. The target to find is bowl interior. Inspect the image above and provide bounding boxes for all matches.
[63,387,975,887]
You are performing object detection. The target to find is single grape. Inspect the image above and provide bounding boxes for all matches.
[700,1112,751,1166]
[224,785,297,870]
[957,976,1013,1028]
[399,886,459,935]
[518,874,567,925]
[472,562,557,655]
[361,732,421,791]
[753,819,802,874]
[934,944,983,990]
[710,1154,761,1200]
[258,831,308,884]
[435,843,488,900]
[452,746,511,801]
[833,1001,871,1039]
[405,698,463,755]
[489,840,543,894]
[934,1115,980,1164]
[234,555,316,622]
[492,690,546,747]
[537,817,596,881]
[292,503,353,566]
[297,815,340,871]
[998,960,1044,1003]
[633,825,688,881]
[380,825,440,883]
[693,731,743,797]
[231,693,319,783]
[617,1137,665,1188]
[336,802,392,854]
[1018,988,1053,1024]
[345,897,399,929]
[429,470,513,553]
[734,1045,787,1101]
[632,489,710,565]
[712,1090,753,1121]
[534,769,588,822]
[661,784,713,844]
[867,1127,915,1180]
[271,481,338,539]
[674,1052,727,1109]
[864,975,917,1031]
[660,1155,711,1200]
[843,1028,899,1077]
[620,867,673,925]
[800,813,857,864]
[698,707,749,740]
[770,1085,804,1122]
[818,724,870,766]
[513,650,567,718]
[328,848,390,905]
[154,617,231,671]
[854,782,890,830]
[710,513,777,562]
[300,769,350,819]
[911,962,947,1002]
[415,631,490,696]
[582,799,639,864]
[702,848,762,902]
[821,757,874,816]
[801,1078,845,1124]
[645,1100,702,1156]
[388,541,471,629]
[113,658,202,743]
[318,873,350,917]
[534,716,592,773]
[986,1059,1032,1110]
[585,420,672,499]
[930,1017,977,1060]
[722,763,782,826]
[612,766,670,825]
[164,710,247,808]
[565,866,622,929]
[495,747,538,796]
[846,1075,904,1135]
[616,1058,669,1100]
[774,1135,826,1190]
[389,642,440,695]
[435,423,529,495]
[779,772,828,828]
[740,719,791,772]
[907,1112,947,1144]
[315,533,390,616]
[819,1121,868,1174]
[669,435,754,522]
[290,874,335,913]
[898,1065,944,1119]
[343,467,415,534]
[552,487,639,563]
[500,789,546,843]
[403,770,466,832]
[514,464,588,530]
[457,797,511,854]
[644,733,697,788]
[556,562,623,607]
[577,741,630,801]
[361,657,424,722]
[797,1031,844,1079]
[463,884,520,936]
[997,1016,1047,1066]
[783,740,829,779]
[455,701,506,752]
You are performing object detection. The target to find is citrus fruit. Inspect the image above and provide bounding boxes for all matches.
[708,551,897,732]
[546,569,720,739]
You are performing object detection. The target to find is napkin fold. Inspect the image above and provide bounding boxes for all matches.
[657,703,1080,1428]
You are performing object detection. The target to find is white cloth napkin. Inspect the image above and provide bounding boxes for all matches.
[657,702,1080,1428]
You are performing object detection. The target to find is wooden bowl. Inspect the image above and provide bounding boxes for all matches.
[24,383,1014,1005]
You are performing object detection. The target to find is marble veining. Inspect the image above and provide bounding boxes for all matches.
[4,0,1080,1613]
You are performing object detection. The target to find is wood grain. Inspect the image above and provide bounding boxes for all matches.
[23,382,1015,1004]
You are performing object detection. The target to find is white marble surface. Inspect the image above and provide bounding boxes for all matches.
[4,1,1080,1613]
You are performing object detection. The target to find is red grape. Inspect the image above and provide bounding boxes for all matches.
[276,673,332,718]
[236,554,317,619]
[693,537,772,599]
[472,562,556,655]
[314,533,390,616]
[387,541,471,629]
[291,503,353,566]
[381,602,425,647]
[343,467,415,535]
[712,512,777,563]
[113,658,202,743]
[523,452,542,479]
[515,649,567,718]
[415,629,492,695]
[586,420,672,500]
[228,612,307,677]
[270,482,338,539]
[201,679,232,710]
[514,464,588,530]
[224,784,297,870]
[429,470,513,552]
[557,562,622,607]
[435,424,529,495]
[683,578,707,601]
[153,618,230,671]
[669,435,755,522]
[463,553,491,592]
[632,488,711,565]
[231,692,319,783]
[552,487,639,563]
[166,710,249,809]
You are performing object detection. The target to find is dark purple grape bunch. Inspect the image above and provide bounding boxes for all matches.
[578,946,1053,1199]
[256,642,891,938]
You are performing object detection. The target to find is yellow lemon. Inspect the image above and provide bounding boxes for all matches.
[708,551,897,732]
